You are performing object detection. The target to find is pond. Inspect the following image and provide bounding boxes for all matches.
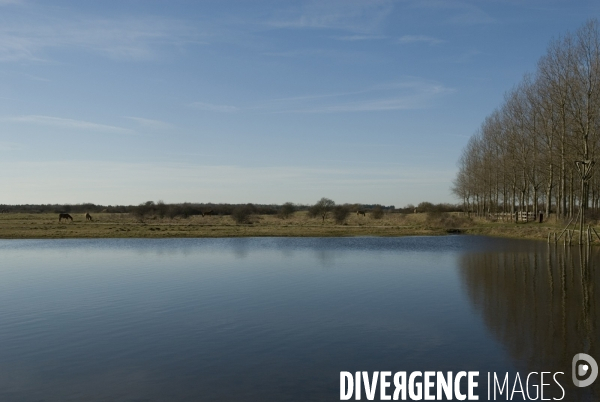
[0,236,597,401]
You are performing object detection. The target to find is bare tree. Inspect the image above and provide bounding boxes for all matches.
[454,20,600,226]
[309,198,335,222]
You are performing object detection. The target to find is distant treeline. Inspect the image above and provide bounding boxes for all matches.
[0,201,461,218]
[133,201,283,219]
[0,203,131,214]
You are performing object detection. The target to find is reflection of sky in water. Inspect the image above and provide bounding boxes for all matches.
[0,237,596,401]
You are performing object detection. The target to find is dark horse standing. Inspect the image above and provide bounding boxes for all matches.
[356,210,366,216]
[58,213,73,222]
[201,210,214,217]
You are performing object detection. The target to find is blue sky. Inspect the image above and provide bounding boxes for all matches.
[1,0,598,206]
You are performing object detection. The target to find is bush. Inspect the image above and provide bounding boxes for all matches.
[231,205,253,224]
[417,202,462,214]
[167,205,180,219]
[132,201,155,220]
[278,202,295,219]
[307,204,320,218]
[426,212,472,229]
[156,200,168,218]
[333,205,350,224]
[309,197,335,220]
[371,205,384,219]
[426,209,443,220]
[586,209,600,224]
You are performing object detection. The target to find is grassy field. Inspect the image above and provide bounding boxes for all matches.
[0,211,594,241]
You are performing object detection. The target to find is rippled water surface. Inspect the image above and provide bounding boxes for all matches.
[0,236,597,401]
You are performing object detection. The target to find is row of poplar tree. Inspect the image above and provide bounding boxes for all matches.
[453,20,600,221]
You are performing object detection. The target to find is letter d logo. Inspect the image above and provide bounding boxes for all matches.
[572,353,598,387]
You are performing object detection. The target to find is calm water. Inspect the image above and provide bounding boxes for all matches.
[0,236,597,401]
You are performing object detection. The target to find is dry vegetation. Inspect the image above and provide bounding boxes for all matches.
[0,211,593,241]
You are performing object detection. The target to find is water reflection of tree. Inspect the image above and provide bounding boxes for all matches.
[459,245,599,400]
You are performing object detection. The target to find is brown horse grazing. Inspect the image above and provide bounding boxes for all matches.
[58,213,73,222]
[201,210,214,217]
[85,213,93,222]
[356,210,366,216]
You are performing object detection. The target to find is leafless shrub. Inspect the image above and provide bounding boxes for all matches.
[371,205,384,219]
[427,212,472,229]
[231,205,253,224]
[278,202,295,219]
[333,205,350,224]
[308,198,335,221]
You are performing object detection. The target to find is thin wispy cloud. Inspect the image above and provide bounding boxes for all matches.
[334,34,387,41]
[398,35,444,45]
[189,102,239,113]
[1,69,50,82]
[262,48,329,58]
[0,14,202,62]
[295,97,435,113]
[450,49,483,64]
[268,0,393,33]
[2,115,134,134]
[411,1,495,25]
[17,72,50,82]
[262,48,365,60]
[125,117,174,130]
[265,88,375,103]
[0,141,21,151]
[258,79,454,113]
